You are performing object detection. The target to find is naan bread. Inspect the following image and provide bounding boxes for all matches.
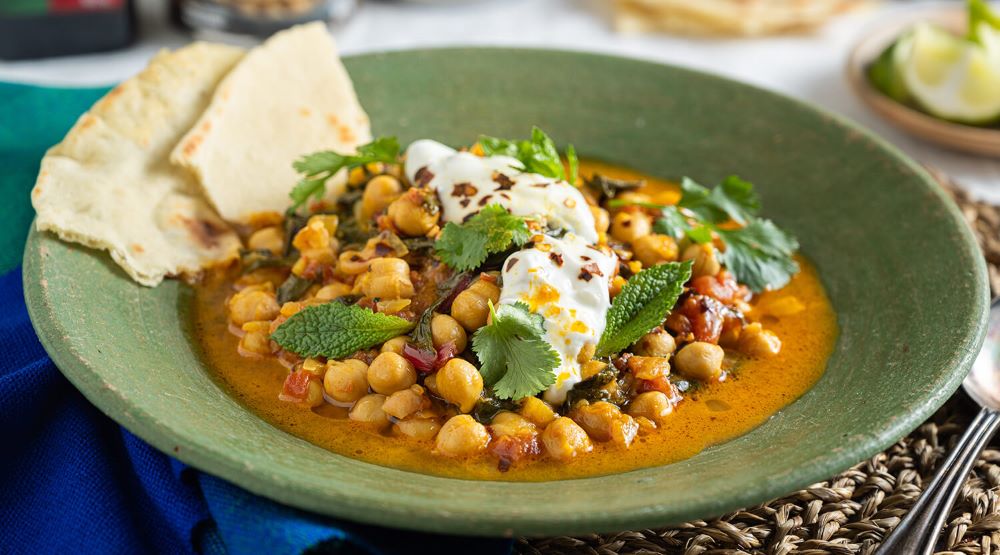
[614,0,863,36]
[172,22,372,223]
[31,43,245,286]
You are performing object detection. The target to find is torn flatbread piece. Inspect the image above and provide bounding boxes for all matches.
[31,43,245,287]
[172,22,372,223]
[614,0,863,36]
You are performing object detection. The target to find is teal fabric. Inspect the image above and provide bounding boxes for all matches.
[0,82,108,273]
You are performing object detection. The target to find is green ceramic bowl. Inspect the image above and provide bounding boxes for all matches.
[23,49,990,537]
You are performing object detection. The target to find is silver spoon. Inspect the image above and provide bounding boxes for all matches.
[876,299,1000,555]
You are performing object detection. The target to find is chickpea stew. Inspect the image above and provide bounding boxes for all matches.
[197,129,837,479]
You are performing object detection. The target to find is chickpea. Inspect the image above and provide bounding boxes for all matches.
[634,328,676,357]
[541,417,593,461]
[337,250,371,275]
[490,411,537,438]
[626,355,671,381]
[436,358,484,413]
[435,415,490,457]
[519,396,557,428]
[632,234,679,267]
[610,211,652,244]
[349,393,390,429]
[423,373,441,397]
[280,370,323,408]
[609,275,627,297]
[388,189,439,236]
[738,323,782,358]
[367,352,417,394]
[380,336,409,355]
[323,359,370,403]
[247,226,283,255]
[238,321,272,356]
[673,341,725,381]
[431,313,468,353]
[299,358,325,377]
[682,243,721,278]
[627,391,673,425]
[292,220,336,264]
[358,257,415,300]
[396,416,442,440]
[228,284,280,326]
[313,281,352,302]
[307,214,338,236]
[382,386,429,419]
[451,279,501,331]
[360,175,402,220]
[590,205,610,237]
[580,360,607,381]
[571,401,638,447]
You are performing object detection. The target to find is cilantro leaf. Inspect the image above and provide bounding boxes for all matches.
[288,137,400,213]
[679,176,759,225]
[472,301,559,400]
[479,127,577,183]
[271,302,414,359]
[718,218,799,292]
[566,144,579,186]
[596,261,692,357]
[434,204,531,271]
[652,205,693,240]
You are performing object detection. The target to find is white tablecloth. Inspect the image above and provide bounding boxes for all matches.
[2,0,997,201]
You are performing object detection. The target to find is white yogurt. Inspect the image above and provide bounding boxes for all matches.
[404,140,597,243]
[498,233,617,404]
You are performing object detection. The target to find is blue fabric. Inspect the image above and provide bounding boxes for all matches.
[0,81,512,555]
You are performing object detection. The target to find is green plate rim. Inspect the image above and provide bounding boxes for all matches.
[22,47,991,537]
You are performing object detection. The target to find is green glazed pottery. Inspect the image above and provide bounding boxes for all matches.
[23,49,990,536]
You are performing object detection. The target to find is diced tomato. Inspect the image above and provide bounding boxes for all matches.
[691,271,740,304]
[280,370,316,402]
[638,376,674,395]
[674,295,723,343]
[489,435,541,472]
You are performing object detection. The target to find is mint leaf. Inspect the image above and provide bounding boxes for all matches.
[288,136,400,213]
[479,127,577,183]
[472,301,559,400]
[434,204,531,271]
[718,218,799,292]
[679,176,759,225]
[271,302,414,359]
[596,261,692,357]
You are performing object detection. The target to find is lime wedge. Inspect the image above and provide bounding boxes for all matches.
[899,22,1000,124]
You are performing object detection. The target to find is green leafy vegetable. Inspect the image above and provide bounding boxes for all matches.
[479,127,577,183]
[434,204,531,271]
[566,144,579,186]
[271,302,414,359]
[718,219,799,293]
[410,270,474,350]
[472,301,559,400]
[586,174,644,199]
[596,261,692,357]
[288,137,400,213]
[678,176,759,225]
[276,274,314,304]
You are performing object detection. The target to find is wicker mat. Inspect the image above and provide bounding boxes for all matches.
[517,171,1000,555]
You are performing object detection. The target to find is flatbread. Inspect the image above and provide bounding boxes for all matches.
[614,0,863,36]
[172,22,372,223]
[31,43,245,286]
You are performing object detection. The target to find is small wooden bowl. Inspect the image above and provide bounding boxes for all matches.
[847,7,1000,157]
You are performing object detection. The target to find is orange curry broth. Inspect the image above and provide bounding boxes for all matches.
[191,161,838,481]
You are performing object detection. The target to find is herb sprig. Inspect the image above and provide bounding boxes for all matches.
[614,175,799,292]
[479,127,579,185]
[472,301,560,400]
[271,302,414,359]
[596,261,692,357]
[288,137,400,213]
[434,204,531,272]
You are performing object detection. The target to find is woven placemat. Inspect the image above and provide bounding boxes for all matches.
[517,171,1000,555]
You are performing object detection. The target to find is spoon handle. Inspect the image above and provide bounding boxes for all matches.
[875,407,1000,555]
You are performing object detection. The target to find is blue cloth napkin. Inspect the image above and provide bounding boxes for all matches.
[0,81,512,555]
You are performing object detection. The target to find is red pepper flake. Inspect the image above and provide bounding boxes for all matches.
[578,262,604,281]
[478,194,494,207]
[451,182,478,197]
[548,252,564,267]
[459,198,471,208]
[414,166,434,187]
[492,171,515,190]
[505,256,520,271]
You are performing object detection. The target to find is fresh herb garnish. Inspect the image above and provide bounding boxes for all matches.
[276,274,314,304]
[288,137,400,213]
[615,175,798,292]
[717,219,799,292]
[472,301,559,400]
[479,127,578,184]
[271,302,415,359]
[434,204,531,271]
[596,261,692,357]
